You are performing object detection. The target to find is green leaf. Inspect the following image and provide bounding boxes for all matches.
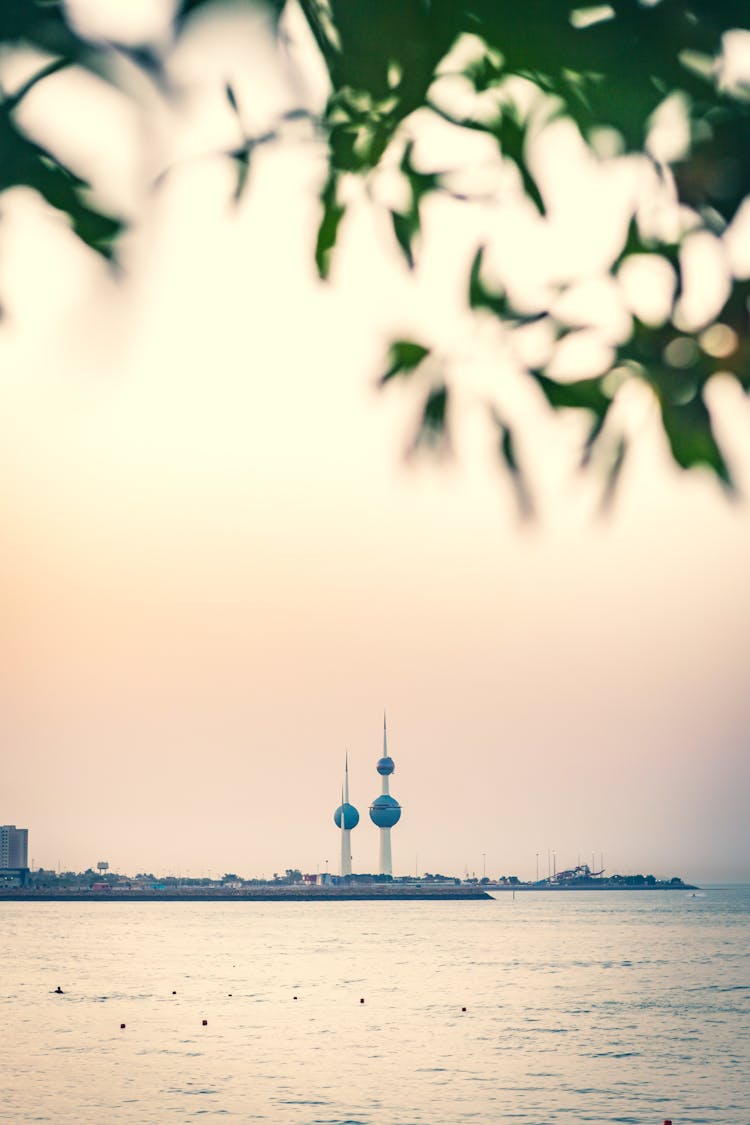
[391,209,417,270]
[492,410,533,518]
[230,146,251,203]
[400,141,441,207]
[0,114,124,259]
[598,437,628,513]
[491,112,546,216]
[409,384,449,455]
[469,246,509,318]
[533,372,615,468]
[329,121,362,173]
[380,340,430,384]
[534,372,611,415]
[659,393,733,486]
[315,172,345,280]
[464,50,505,93]
[225,83,241,118]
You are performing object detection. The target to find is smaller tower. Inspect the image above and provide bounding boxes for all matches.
[333,753,359,876]
[369,713,401,876]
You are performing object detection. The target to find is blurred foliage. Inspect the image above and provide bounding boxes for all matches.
[2,1,750,500]
[0,3,124,262]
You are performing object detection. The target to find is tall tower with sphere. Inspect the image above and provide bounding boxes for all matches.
[333,753,359,876]
[369,713,401,876]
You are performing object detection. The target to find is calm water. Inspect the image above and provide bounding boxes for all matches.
[2,887,749,1124]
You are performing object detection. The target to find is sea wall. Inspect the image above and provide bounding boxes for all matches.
[0,885,491,902]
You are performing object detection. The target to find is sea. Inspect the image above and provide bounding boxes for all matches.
[2,886,749,1125]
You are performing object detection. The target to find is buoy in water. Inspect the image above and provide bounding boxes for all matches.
[359,998,364,1004]
[461,1007,467,1012]
[202,1019,208,1026]
[120,1023,126,1029]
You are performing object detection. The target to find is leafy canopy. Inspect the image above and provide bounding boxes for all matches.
[2,0,750,502]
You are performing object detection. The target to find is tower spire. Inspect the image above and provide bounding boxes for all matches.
[383,710,388,757]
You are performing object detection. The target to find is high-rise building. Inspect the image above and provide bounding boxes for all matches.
[0,825,29,869]
[369,714,401,876]
[333,754,359,876]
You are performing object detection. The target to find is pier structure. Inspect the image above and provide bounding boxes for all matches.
[333,753,359,876]
[369,714,401,876]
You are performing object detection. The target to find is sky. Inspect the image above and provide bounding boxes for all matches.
[1,1,749,884]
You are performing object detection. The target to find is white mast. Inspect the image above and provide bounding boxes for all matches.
[381,713,390,796]
[339,752,354,877]
[341,755,351,876]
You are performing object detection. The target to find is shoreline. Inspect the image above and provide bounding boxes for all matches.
[0,887,491,902]
[0,883,698,902]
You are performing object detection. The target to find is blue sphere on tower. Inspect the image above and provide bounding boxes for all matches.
[333,802,360,830]
[369,793,401,828]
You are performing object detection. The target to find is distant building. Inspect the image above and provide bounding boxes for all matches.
[302,872,332,886]
[0,825,28,869]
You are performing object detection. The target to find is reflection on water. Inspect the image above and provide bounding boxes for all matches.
[2,887,749,1123]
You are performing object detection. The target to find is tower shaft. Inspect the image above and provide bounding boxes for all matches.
[379,827,392,877]
[379,767,390,874]
[341,759,351,877]
[341,827,352,876]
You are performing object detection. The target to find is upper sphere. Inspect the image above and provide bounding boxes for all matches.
[334,802,360,830]
[369,793,401,828]
[376,756,395,775]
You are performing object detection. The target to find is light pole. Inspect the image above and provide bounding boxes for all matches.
[482,853,486,880]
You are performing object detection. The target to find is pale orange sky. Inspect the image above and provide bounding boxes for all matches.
[1,2,749,882]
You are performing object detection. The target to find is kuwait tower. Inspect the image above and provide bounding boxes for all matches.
[369,714,402,875]
[333,754,359,876]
